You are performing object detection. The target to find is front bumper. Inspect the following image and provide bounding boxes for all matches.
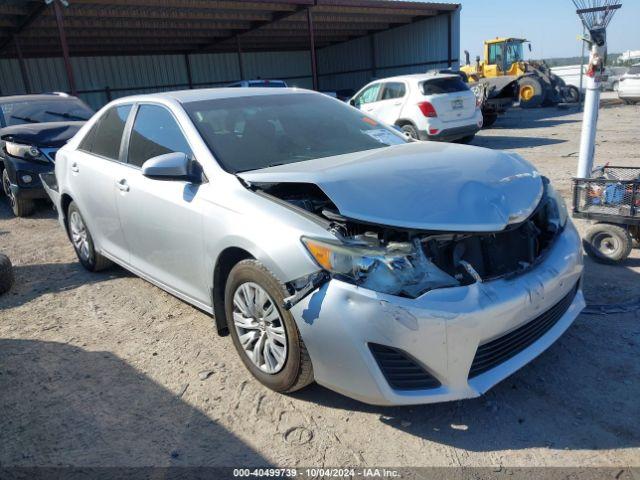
[3,156,53,201]
[290,221,584,406]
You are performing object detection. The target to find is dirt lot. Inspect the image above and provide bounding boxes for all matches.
[1,101,639,469]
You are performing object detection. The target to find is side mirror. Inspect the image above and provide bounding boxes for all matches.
[142,152,200,182]
[475,55,481,66]
[349,99,356,107]
[464,50,470,66]
[528,43,532,52]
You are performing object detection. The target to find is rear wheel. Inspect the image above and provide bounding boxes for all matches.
[67,202,112,272]
[565,85,580,103]
[455,135,475,144]
[518,76,544,109]
[482,113,498,128]
[583,223,633,264]
[225,259,314,393]
[400,124,419,140]
[2,170,34,217]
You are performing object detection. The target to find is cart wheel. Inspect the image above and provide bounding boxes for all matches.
[583,223,633,264]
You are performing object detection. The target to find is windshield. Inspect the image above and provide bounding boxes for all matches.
[184,93,407,173]
[505,42,524,66]
[0,98,94,127]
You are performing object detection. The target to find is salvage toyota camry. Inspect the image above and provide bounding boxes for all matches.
[43,88,584,405]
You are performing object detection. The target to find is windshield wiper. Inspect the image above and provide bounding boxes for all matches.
[44,110,90,121]
[10,114,39,123]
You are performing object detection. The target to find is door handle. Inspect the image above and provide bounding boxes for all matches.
[70,163,79,173]
[117,179,130,192]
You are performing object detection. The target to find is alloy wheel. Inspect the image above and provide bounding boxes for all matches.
[69,210,92,262]
[232,282,287,374]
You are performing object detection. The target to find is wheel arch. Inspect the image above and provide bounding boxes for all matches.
[212,246,255,336]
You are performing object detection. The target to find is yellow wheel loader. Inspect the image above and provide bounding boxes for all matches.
[460,38,579,116]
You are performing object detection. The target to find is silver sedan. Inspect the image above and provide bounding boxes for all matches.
[43,88,584,405]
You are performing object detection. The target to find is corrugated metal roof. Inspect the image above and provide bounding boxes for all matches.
[0,0,459,58]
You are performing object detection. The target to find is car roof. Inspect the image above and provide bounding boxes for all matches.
[112,87,315,105]
[0,93,80,104]
[369,73,460,83]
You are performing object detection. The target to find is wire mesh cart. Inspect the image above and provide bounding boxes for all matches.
[573,166,640,263]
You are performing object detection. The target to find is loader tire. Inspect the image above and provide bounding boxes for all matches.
[518,76,544,109]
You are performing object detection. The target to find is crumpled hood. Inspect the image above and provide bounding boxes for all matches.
[0,121,84,148]
[238,142,544,232]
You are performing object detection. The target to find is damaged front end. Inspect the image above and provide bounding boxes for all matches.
[250,178,568,307]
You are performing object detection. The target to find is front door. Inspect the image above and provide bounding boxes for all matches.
[115,104,208,304]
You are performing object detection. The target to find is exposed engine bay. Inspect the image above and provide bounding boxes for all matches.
[250,180,563,299]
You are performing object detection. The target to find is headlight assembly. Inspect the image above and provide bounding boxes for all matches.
[4,141,49,164]
[543,181,568,229]
[301,236,459,297]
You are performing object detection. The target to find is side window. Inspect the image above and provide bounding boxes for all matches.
[354,83,382,107]
[488,43,504,68]
[82,105,132,160]
[127,105,192,168]
[380,82,406,100]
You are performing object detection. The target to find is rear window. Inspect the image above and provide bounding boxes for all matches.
[421,77,469,95]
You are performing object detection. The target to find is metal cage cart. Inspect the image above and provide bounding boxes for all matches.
[573,166,640,263]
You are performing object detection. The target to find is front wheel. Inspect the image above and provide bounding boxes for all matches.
[583,223,633,264]
[225,259,314,393]
[518,77,544,109]
[67,202,112,272]
[2,170,34,217]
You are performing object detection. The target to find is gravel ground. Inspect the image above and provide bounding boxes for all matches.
[1,101,639,469]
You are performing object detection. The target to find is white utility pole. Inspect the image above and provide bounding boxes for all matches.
[573,1,621,179]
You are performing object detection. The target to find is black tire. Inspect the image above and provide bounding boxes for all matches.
[482,113,498,128]
[624,99,637,105]
[566,86,580,103]
[583,223,633,264]
[2,170,34,217]
[66,201,112,272]
[400,124,419,140]
[225,259,314,393]
[0,253,14,295]
[518,76,544,109]
[455,135,475,144]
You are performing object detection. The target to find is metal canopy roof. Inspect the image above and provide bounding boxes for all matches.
[0,0,459,58]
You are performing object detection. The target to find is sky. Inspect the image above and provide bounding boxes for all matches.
[458,0,640,60]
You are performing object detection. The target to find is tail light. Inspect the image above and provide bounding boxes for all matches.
[417,101,437,117]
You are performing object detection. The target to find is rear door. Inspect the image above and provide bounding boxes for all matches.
[69,104,133,263]
[422,76,477,123]
[115,103,208,304]
[372,81,407,125]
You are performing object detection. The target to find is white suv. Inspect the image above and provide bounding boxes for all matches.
[350,73,483,143]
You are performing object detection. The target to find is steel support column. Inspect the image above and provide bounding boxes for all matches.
[14,36,32,94]
[184,53,193,89]
[370,35,377,78]
[236,35,245,81]
[307,8,318,90]
[53,0,77,96]
[447,12,453,68]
